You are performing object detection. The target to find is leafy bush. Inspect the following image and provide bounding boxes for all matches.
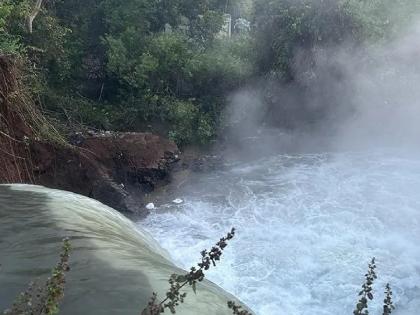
[167,99,199,145]
[252,0,360,80]
[252,0,420,81]
[0,1,22,54]
[342,0,420,41]
[42,91,113,131]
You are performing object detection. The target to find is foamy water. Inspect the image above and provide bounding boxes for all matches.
[139,150,420,314]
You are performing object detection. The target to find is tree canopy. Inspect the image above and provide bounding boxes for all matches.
[0,0,418,145]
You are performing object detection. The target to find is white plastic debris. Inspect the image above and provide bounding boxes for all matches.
[145,203,155,210]
[172,198,183,204]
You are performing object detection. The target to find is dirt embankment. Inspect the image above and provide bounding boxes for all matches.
[0,56,34,184]
[0,55,179,213]
[32,132,179,213]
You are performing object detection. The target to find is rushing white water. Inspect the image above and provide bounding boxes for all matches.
[140,150,420,315]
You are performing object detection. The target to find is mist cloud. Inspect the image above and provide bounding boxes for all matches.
[332,22,420,150]
[224,18,420,156]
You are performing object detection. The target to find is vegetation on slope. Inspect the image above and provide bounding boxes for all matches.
[1,0,418,146]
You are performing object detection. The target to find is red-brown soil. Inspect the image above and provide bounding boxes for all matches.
[0,55,179,213]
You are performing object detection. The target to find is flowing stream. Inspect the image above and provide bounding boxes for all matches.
[140,149,420,315]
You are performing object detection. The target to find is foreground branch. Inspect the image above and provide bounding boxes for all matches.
[142,228,236,315]
[354,258,377,315]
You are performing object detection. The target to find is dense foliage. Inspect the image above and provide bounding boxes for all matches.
[0,0,251,145]
[0,0,418,145]
[252,0,420,81]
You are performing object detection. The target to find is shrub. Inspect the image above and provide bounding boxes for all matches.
[167,99,199,145]
[0,1,22,54]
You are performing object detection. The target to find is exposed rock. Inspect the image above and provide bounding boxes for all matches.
[32,132,179,214]
[175,146,225,173]
[190,155,224,173]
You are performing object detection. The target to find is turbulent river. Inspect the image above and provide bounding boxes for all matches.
[139,149,420,315]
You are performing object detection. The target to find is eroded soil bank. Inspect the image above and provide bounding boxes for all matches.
[0,55,179,214]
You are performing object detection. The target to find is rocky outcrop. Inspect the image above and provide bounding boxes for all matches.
[174,146,225,173]
[32,132,179,214]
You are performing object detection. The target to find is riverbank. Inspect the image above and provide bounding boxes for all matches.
[0,55,182,214]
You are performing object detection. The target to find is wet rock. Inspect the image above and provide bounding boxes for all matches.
[190,155,224,173]
[173,146,224,173]
[69,132,85,146]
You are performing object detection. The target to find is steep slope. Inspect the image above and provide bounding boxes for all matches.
[0,55,179,213]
